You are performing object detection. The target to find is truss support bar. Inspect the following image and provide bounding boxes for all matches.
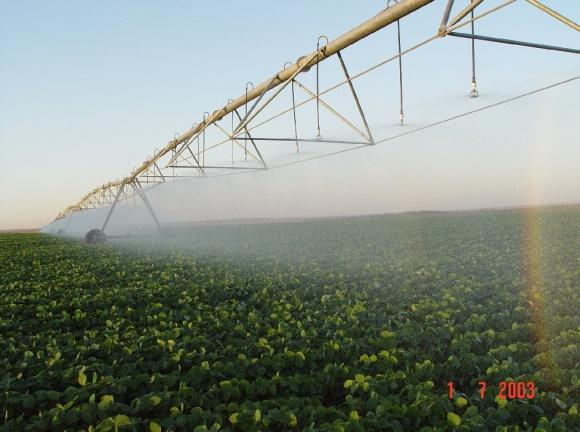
[169,165,266,170]
[186,146,206,175]
[136,175,171,181]
[101,182,126,232]
[448,32,580,54]
[336,51,375,144]
[233,109,268,169]
[212,122,261,165]
[448,0,483,28]
[439,0,455,34]
[525,0,579,32]
[140,174,218,178]
[233,52,320,136]
[167,120,215,168]
[132,180,162,230]
[293,80,370,142]
[290,80,299,153]
[234,75,279,135]
[153,162,166,181]
[233,137,370,146]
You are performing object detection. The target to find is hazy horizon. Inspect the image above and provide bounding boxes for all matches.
[39,201,580,237]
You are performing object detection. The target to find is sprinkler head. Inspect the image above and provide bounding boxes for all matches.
[470,81,479,98]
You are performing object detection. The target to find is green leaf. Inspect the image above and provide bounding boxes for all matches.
[62,395,78,411]
[95,417,115,432]
[97,395,114,411]
[78,370,87,387]
[113,415,131,427]
[447,412,461,427]
[380,330,395,338]
[229,413,239,424]
[495,395,507,408]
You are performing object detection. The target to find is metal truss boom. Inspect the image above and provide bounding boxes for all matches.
[54,0,579,227]
[127,0,433,182]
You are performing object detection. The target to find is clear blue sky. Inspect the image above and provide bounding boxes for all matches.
[1,1,579,229]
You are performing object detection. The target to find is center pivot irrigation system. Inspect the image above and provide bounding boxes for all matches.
[52,0,579,243]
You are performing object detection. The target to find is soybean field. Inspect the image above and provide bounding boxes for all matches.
[1,206,579,431]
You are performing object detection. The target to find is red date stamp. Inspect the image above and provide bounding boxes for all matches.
[448,381,536,400]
